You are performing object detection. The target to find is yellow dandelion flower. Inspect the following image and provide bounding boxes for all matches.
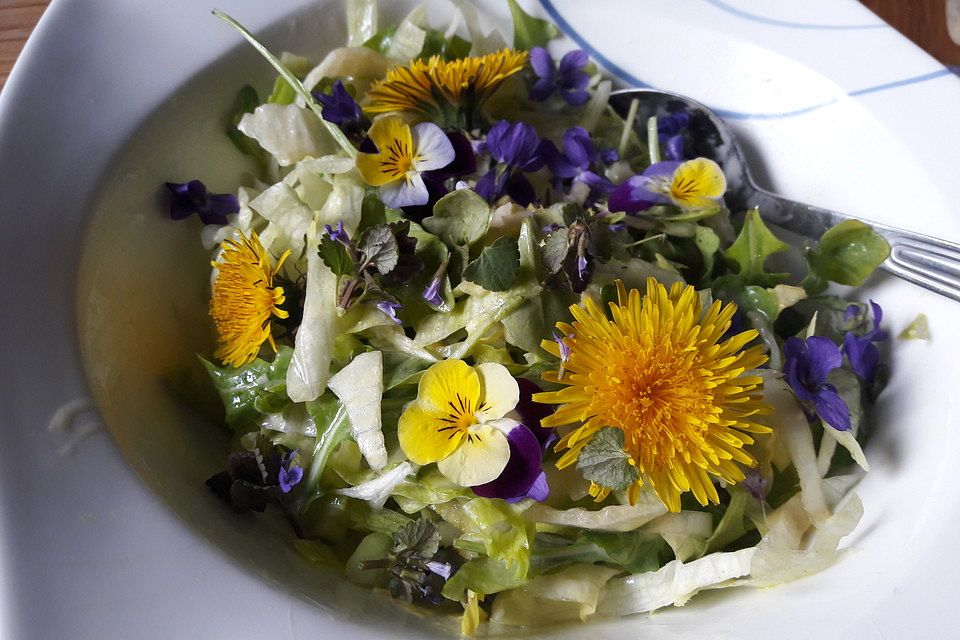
[365,49,529,127]
[534,277,771,512]
[210,231,290,368]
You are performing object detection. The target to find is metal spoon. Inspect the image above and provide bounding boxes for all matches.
[609,88,960,302]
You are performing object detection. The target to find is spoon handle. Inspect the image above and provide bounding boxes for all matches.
[745,187,960,302]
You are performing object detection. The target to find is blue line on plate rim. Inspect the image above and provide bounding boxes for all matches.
[702,0,887,30]
[536,0,956,120]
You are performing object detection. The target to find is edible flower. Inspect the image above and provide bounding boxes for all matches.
[278,449,303,494]
[783,336,852,431]
[842,300,887,384]
[210,231,290,367]
[543,126,614,199]
[356,116,455,208]
[376,300,403,325]
[657,111,690,161]
[528,47,591,106]
[365,49,529,129]
[471,379,555,502]
[165,180,239,225]
[608,157,726,214]
[534,278,771,512]
[313,80,370,144]
[398,360,523,487]
[475,120,545,206]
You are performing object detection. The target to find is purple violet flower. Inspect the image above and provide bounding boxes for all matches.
[376,300,403,325]
[164,180,239,225]
[516,378,557,451]
[657,111,690,162]
[278,449,303,494]
[475,120,545,206]
[741,469,769,502]
[552,331,571,364]
[324,220,350,244]
[842,300,887,383]
[543,126,613,199]
[423,276,443,307]
[528,47,591,106]
[313,80,370,143]
[783,336,851,431]
[278,465,303,494]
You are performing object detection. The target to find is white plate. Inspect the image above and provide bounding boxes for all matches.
[2,1,959,638]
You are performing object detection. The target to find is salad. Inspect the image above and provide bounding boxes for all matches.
[164,0,893,633]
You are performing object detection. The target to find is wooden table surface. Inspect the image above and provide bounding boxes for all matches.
[1,0,959,89]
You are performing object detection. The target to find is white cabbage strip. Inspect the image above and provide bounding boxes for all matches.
[328,350,388,471]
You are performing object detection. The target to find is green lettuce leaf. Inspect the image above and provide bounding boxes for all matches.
[803,219,890,294]
[507,0,559,50]
[200,346,293,429]
[723,207,789,287]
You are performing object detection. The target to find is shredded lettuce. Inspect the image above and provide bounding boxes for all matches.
[238,103,334,167]
[491,564,620,626]
[336,461,415,509]
[287,224,339,403]
[327,350,388,470]
[524,488,667,531]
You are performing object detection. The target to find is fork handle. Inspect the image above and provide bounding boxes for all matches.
[742,187,960,302]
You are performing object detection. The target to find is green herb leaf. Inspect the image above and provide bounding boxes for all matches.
[422,189,491,248]
[541,227,570,274]
[393,517,441,560]
[463,236,521,291]
[359,224,400,275]
[576,427,639,491]
[318,236,356,277]
[507,0,559,50]
[359,190,387,231]
[805,219,890,289]
[724,208,789,287]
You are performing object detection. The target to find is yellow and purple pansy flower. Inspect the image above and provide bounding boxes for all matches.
[398,359,546,493]
[608,157,726,214]
[356,115,455,208]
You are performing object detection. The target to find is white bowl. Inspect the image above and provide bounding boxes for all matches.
[3,1,960,638]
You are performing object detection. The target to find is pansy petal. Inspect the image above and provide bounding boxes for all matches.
[520,471,550,502]
[416,359,481,413]
[413,122,456,171]
[475,363,520,421]
[642,160,681,178]
[471,422,543,501]
[437,424,510,486]
[815,385,852,431]
[356,116,414,187]
[669,157,726,208]
[608,175,667,213]
[379,172,429,208]
[398,400,463,464]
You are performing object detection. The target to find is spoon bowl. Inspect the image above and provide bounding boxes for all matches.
[609,88,960,302]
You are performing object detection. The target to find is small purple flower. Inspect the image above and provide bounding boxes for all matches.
[278,465,303,494]
[376,300,403,325]
[657,111,689,162]
[552,331,571,364]
[598,147,619,164]
[783,336,851,431]
[607,161,679,214]
[543,126,613,199]
[742,469,769,502]
[423,276,443,307]
[425,560,453,580]
[528,47,591,106]
[278,449,303,494]
[476,120,545,206]
[314,80,370,143]
[842,300,887,383]
[164,180,238,225]
[324,220,350,244]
